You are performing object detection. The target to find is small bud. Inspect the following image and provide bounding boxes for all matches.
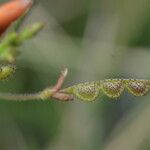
[0,65,16,80]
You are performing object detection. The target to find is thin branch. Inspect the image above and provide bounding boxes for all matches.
[0,68,73,101]
[0,93,39,101]
[0,92,73,101]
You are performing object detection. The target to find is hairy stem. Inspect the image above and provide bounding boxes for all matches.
[0,93,39,101]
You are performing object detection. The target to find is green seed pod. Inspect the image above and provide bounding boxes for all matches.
[62,79,150,101]
[101,79,124,98]
[124,79,150,96]
[72,82,99,101]
[0,65,15,80]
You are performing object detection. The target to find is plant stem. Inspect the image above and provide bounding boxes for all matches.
[0,68,73,102]
[0,93,40,101]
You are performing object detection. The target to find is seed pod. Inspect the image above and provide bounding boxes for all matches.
[72,82,99,101]
[101,79,124,98]
[124,79,150,96]
[61,79,150,102]
[0,0,33,35]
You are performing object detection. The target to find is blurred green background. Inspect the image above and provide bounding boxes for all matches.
[0,0,150,149]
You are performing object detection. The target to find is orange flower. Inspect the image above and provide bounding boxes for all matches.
[0,0,33,35]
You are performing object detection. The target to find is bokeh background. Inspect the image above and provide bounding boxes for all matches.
[0,0,150,149]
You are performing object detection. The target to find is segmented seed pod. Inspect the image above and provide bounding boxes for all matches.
[124,79,150,96]
[72,82,99,101]
[101,79,124,98]
[0,0,33,35]
[62,79,150,101]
